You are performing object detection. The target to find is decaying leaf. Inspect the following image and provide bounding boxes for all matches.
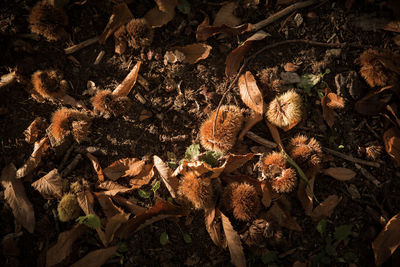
[112,61,141,97]
[1,163,35,233]
[130,163,154,189]
[321,88,338,128]
[112,195,146,215]
[265,120,284,150]
[238,71,265,114]
[46,224,86,267]
[24,117,47,144]
[297,176,315,216]
[219,210,246,267]
[323,167,356,181]
[144,0,178,28]
[196,15,251,41]
[225,31,270,77]
[94,192,124,219]
[86,153,105,182]
[99,2,133,44]
[103,158,145,181]
[383,127,400,166]
[384,21,400,33]
[153,155,179,198]
[372,212,400,266]
[70,246,118,267]
[325,92,345,109]
[103,213,130,246]
[355,85,394,115]
[223,153,254,173]
[265,202,302,231]
[238,112,263,141]
[174,160,225,178]
[205,207,222,247]
[260,182,272,208]
[16,137,49,179]
[169,43,212,64]
[118,198,188,238]
[214,2,241,27]
[97,180,133,196]
[311,195,342,221]
[32,169,63,199]
[76,184,95,216]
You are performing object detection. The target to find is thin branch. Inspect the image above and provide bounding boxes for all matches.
[64,36,99,54]
[245,131,277,148]
[323,147,380,168]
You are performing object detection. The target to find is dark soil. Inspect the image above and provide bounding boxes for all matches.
[1,0,400,266]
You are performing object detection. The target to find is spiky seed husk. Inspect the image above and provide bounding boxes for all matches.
[28,2,68,41]
[288,135,322,173]
[177,171,214,210]
[57,193,81,222]
[32,70,67,99]
[365,145,382,160]
[199,105,244,153]
[51,108,91,143]
[222,182,260,221]
[266,90,303,129]
[126,19,154,49]
[91,90,132,116]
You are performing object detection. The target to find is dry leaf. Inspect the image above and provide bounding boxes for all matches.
[372,212,400,266]
[297,176,315,216]
[326,92,345,109]
[104,213,130,246]
[70,246,118,267]
[265,120,284,150]
[384,21,400,33]
[16,137,49,179]
[175,160,225,178]
[112,61,141,97]
[1,163,35,233]
[24,117,47,144]
[205,207,222,247]
[219,210,246,267]
[130,163,154,189]
[153,155,179,198]
[223,153,254,173]
[32,169,63,199]
[383,127,400,166]
[238,112,263,141]
[261,182,272,208]
[238,71,265,114]
[94,192,124,219]
[118,198,188,238]
[355,86,395,115]
[103,158,145,181]
[196,15,250,41]
[99,2,133,44]
[171,43,212,64]
[323,167,356,181]
[76,186,95,215]
[46,224,86,267]
[225,31,270,77]
[213,2,241,27]
[284,63,299,72]
[265,202,302,231]
[112,195,146,215]
[311,195,342,221]
[97,180,133,196]
[321,88,336,128]
[86,153,105,182]
[144,0,178,28]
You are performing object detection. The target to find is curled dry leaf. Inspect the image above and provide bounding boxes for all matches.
[174,160,225,178]
[219,210,246,267]
[323,167,356,181]
[32,169,63,199]
[225,31,270,77]
[94,192,124,219]
[112,195,146,215]
[284,63,299,72]
[265,202,302,231]
[24,117,47,144]
[213,1,241,27]
[223,153,254,173]
[297,175,315,216]
[311,195,342,221]
[260,182,272,208]
[103,158,145,181]
[118,198,189,238]
[196,15,250,41]
[144,0,178,28]
[1,164,35,233]
[16,137,49,179]
[97,180,133,196]
[325,92,345,109]
[238,71,265,114]
[372,212,400,266]
[171,43,212,64]
[265,120,284,150]
[321,88,339,128]
[112,61,141,97]
[153,155,179,198]
[383,127,400,166]
[70,245,118,267]
[384,21,400,33]
[205,207,222,247]
[99,2,133,44]
[103,213,130,246]
[46,224,86,267]
[86,153,105,182]
[130,163,154,189]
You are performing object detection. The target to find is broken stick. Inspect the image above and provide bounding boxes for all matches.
[245,131,277,149]
[323,147,380,168]
[64,36,99,54]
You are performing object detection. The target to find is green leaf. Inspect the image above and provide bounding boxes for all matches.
[118,242,128,253]
[344,251,357,262]
[316,219,327,236]
[76,214,101,229]
[297,73,321,95]
[138,189,151,199]
[338,145,344,149]
[201,151,222,167]
[152,181,161,193]
[183,233,192,244]
[261,251,278,264]
[178,0,190,14]
[334,225,352,241]
[160,232,169,245]
[185,144,200,161]
[324,237,336,256]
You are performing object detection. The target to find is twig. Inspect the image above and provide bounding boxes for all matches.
[245,131,277,148]
[251,0,320,32]
[93,50,105,65]
[64,36,99,54]
[323,147,380,168]
[61,153,82,177]
[0,71,16,90]
[354,163,381,187]
[283,150,308,183]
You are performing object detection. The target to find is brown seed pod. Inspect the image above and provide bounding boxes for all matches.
[177,171,215,210]
[240,219,284,247]
[199,105,244,153]
[115,18,154,50]
[288,135,322,173]
[91,90,132,116]
[57,193,81,222]
[28,2,68,41]
[222,182,260,221]
[31,70,68,100]
[266,90,303,130]
[257,67,283,100]
[261,152,297,193]
[51,108,91,143]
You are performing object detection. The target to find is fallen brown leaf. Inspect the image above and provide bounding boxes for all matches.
[46,224,86,267]
[323,167,356,181]
[129,163,154,189]
[97,180,133,196]
[238,112,263,141]
[76,185,95,215]
[175,160,225,178]
[118,198,188,238]
[103,158,145,181]
[284,63,299,72]
[311,195,342,221]
[94,192,124,219]
[238,71,265,114]
[144,0,178,28]
[225,31,270,77]
[223,153,254,173]
[112,195,146,215]
[213,2,241,27]
[383,127,400,166]
[261,182,272,208]
[32,169,63,199]
[153,155,179,198]
[372,212,400,266]
[196,15,250,41]
[99,2,133,44]
[112,61,141,97]
[354,85,396,115]
[265,119,284,150]
[104,213,130,246]
[171,43,212,64]
[16,137,49,179]
[24,117,47,144]
[1,163,35,233]
[86,153,105,182]
[326,92,345,109]
[219,210,246,267]
[384,21,400,33]
[265,202,302,231]
[297,175,315,216]
[204,207,222,247]
[70,246,118,267]
[321,88,337,128]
